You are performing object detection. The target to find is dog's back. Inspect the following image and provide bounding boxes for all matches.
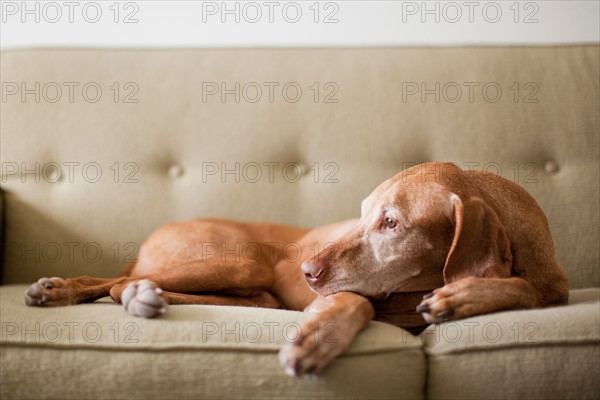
[471,170,568,304]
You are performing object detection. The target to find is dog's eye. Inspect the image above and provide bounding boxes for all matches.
[385,218,397,229]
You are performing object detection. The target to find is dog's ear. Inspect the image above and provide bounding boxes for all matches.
[443,195,512,283]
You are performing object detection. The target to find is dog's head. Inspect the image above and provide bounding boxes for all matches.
[301,162,512,299]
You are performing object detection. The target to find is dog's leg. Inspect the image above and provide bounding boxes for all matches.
[116,279,281,318]
[162,290,280,307]
[26,255,274,309]
[25,276,131,307]
[106,259,278,317]
[416,276,567,323]
[278,292,374,377]
[110,257,274,300]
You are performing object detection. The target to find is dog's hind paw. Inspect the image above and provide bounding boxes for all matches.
[122,280,168,318]
[25,277,75,307]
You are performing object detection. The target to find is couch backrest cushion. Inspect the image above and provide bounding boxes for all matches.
[1,47,598,287]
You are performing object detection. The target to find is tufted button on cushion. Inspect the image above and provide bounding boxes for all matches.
[43,163,62,183]
[544,160,560,174]
[168,164,184,178]
[297,162,310,178]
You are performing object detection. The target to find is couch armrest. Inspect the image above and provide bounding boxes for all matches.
[0,188,5,281]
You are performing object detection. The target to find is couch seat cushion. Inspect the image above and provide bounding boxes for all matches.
[421,288,600,400]
[0,284,424,400]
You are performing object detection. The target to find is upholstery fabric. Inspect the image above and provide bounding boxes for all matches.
[0,46,599,400]
[1,47,599,287]
[422,288,600,400]
[0,284,425,400]
[0,188,4,276]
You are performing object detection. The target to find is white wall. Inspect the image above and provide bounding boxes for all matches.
[1,0,599,49]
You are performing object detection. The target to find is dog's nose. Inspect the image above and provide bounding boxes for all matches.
[301,260,324,284]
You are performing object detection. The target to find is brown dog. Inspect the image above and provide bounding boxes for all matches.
[24,162,569,376]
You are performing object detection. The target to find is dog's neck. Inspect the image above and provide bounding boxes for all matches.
[370,291,430,335]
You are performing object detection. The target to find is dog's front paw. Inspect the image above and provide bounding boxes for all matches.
[416,277,480,323]
[25,277,75,307]
[122,280,168,318]
[278,320,345,377]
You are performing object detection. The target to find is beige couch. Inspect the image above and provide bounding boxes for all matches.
[1,47,599,399]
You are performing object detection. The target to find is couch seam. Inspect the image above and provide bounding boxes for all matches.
[0,341,423,356]
[424,339,600,357]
